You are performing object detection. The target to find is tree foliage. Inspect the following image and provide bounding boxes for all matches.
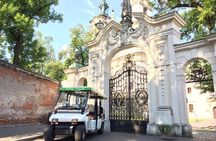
[0,0,63,65]
[19,32,54,74]
[45,61,66,81]
[151,0,216,40]
[0,33,6,60]
[185,59,214,94]
[63,24,94,68]
[23,32,65,81]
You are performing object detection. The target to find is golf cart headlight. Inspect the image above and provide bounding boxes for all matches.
[52,118,58,124]
[71,118,78,124]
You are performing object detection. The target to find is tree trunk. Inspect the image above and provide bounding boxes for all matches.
[13,36,22,66]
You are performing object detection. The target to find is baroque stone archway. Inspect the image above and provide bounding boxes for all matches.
[62,0,216,137]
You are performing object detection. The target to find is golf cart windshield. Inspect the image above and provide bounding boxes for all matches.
[55,87,106,113]
[56,92,88,110]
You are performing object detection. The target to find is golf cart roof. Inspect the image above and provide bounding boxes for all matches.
[60,87,95,92]
[59,86,107,99]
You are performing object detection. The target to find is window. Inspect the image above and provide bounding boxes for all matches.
[189,104,194,113]
[83,79,87,86]
[187,87,192,94]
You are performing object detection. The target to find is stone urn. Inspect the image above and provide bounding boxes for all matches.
[158,0,167,8]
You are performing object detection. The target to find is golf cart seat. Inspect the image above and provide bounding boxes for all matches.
[88,104,96,119]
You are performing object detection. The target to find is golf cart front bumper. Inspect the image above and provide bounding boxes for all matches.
[54,123,74,135]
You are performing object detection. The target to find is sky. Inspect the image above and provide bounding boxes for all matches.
[36,0,122,55]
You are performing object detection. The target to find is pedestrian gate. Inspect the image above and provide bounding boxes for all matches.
[109,55,149,134]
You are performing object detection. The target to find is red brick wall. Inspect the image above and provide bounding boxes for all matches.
[0,61,59,125]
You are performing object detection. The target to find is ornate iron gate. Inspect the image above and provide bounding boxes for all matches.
[109,55,149,134]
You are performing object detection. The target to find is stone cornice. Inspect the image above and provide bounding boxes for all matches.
[174,33,216,52]
[64,68,77,74]
[149,29,181,40]
[89,14,112,24]
[133,11,186,27]
[87,20,121,48]
[87,12,185,49]
[64,66,88,75]
[78,66,88,73]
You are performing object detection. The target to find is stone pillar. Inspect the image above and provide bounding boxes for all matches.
[176,70,192,137]
[168,64,185,136]
[214,43,216,57]
[155,65,174,126]
[154,34,174,131]
[148,67,158,124]
[103,72,111,131]
[212,43,216,92]
[212,70,216,100]
[147,66,160,135]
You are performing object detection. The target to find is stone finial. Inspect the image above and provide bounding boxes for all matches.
[99,0,109,16]
[121,0,133,33]
[111,8,115,20]
[130,0,152,14]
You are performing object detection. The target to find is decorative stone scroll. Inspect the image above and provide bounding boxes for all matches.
[90,53,101,82]
[107,21,149,46]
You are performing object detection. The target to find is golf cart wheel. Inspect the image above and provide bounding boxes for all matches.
[44,125,55,141]
[75,125,86,141]
[97,123,104,134]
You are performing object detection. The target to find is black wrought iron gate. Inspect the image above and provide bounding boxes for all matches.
[109,55,149,134]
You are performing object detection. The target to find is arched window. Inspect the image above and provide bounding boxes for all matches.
[83,79,87,86]
[78,78,88,86]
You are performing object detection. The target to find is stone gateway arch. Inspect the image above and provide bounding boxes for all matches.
[62,0,216,137]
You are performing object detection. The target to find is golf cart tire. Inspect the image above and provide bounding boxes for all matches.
[44,125,55,141]
[75,125,86,141]
[97,123,104,134]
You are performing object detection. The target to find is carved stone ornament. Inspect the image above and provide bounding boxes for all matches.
[108,30,120,45]
[91,53,99,62]
[130,21,148,39]
[108,21,149,46]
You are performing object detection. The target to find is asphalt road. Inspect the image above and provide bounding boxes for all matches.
[34,132,208,141]
[0,124,216,141]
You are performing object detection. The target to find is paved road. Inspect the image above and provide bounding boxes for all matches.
[0,124,216,141]
[191,119,216,131]
[35,132,191,141]
[35,132,216,141]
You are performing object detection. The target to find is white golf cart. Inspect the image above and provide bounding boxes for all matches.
[44,87,106,141]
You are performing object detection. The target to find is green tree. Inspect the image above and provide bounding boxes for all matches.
[64,24,94,68]
[19,32,54,74]
[21,31,65,81]
[0,0,62,66]
[151,0,216,40]
[0,34,6,60]
[185,59,214,94]
[45,61,66,81]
